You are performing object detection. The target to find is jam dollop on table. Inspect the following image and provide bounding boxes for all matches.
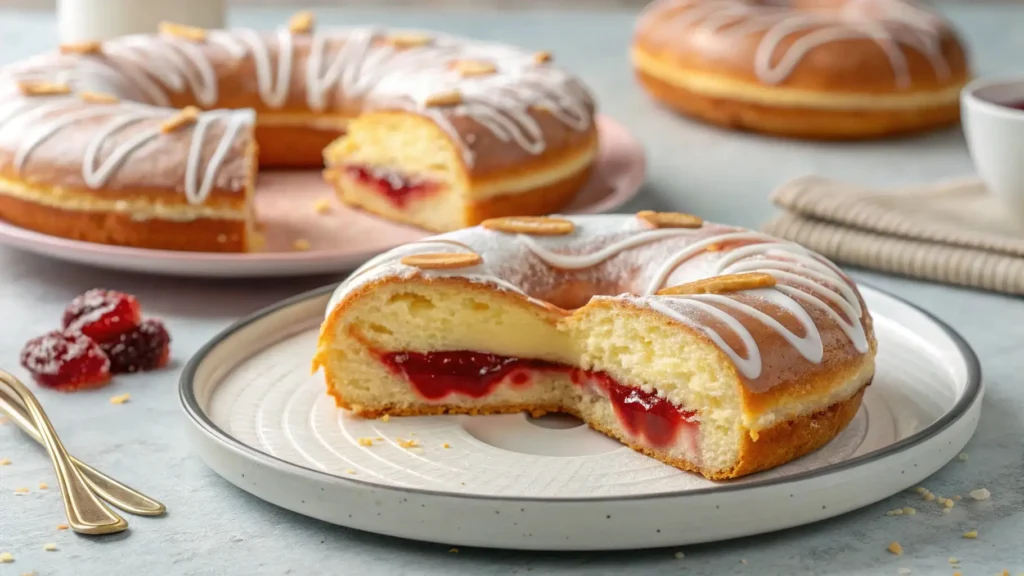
[380,350,698,448]
[20,289,171,391]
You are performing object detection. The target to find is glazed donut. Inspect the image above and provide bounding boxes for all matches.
[0,14,597,252]
[314,213,877,480]
[631,0,970,139]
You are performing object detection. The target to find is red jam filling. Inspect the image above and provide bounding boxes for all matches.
[378,350,697,448]
[345,165,438,207]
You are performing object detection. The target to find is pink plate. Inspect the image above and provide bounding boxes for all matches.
[0,115,645,278]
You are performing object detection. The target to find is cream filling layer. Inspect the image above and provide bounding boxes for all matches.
[631,47,964,110]
[468,137,598,201]
[0,176,247,222]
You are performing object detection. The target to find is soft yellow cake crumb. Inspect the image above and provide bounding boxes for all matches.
[42,543,57,552]
[962,530,978,539]
[380,414,390,423]
[293,238,312,251]
[887,541,903,555]
[0,552,12,563]
[56,524,69,531]
[38,483,48,490]
[14,487,29,494]
[0,458,10,466]
[314,198,332,214]
[442,443,451,449]
[357,437,374,447]
[110,393,130,405]
[397,438,419,449]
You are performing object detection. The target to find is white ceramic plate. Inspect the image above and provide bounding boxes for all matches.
[180,283,982,551]
[0,116,643,278]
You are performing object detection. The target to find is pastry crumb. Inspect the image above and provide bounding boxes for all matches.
[969,488,991,501]
[923,492,935,501]
[374,436,384,441]
[958,452,968,461]
[886,509,903,516]
[345,469,356,475]
[314,198,332,214]
[943,499,955,509]
[292,238,312,251]
[913,486,927,495]
[674,552,685,559]
[952,572,962,576]
[357,437,374,447]
[442,443,451,449]
[962,529,978,539]
[887,541,903,555]
[942,507,951,515]
[0,551,12,563]
[43,543,57,552]
[110,393,130,405]
[740,558,748,565]
[948,557,958,564]
[56,524,69,531]
[38,482,48,490]
[0,458,10,466]
[953,495,961,501]
[397,438,419,449]
[449,548,458,553]
[380,414,390,423]
[14,487,29,494]
[901,507,915,515]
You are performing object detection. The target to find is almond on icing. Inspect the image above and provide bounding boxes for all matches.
[637,210,704,229]
[288,11,315,34]
[425,90,463,107]
[401,252,483,270]
[160,106,200,133]
[158,21,207,42]
[482,216,575,236]
[17,81,71,97]
[60,41,103,55]
[656,272,776,296]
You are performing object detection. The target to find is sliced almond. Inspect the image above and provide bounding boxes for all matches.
[482,216,575,236]
[160,106,200,133]
[17,81,71,97]
[656,272,776,296]
[80,91,119,104]
[60,41,103,55]
[453,59,497,78]
[425,90,462,108]
[637,210,704,229]
[159,21,207,42]
[288,11,315,34]
[401,252,483,270]
[533,51,552,63]
[387,32,433,49]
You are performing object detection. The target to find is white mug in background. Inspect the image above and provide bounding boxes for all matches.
[57,0,226,43]
[961,76,1024,217]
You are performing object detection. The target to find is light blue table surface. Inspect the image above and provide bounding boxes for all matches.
[1,4,1023,575]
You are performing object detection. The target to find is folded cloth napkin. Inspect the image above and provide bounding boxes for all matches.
[762,176,1024,296]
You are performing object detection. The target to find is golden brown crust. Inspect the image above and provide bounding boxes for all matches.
[633,4,969,96]
[634,69,962,139]
[0,191,248,252]
[333,386,866,480]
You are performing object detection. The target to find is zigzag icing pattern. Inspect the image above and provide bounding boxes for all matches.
[326,215,870,383]
[637,0,951,88]
[0,24,593,202]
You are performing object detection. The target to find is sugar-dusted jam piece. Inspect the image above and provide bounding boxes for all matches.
[580,371,698,448]
[345,165,439,207]
[377,350,697,448]
[379,351,557,400]
[20,330,111,391]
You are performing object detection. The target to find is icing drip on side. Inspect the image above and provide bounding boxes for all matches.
[638,0,952,88]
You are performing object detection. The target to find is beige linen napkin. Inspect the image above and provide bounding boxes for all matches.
[762,176,1024,296]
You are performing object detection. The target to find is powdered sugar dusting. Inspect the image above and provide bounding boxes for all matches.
[20,331,109,375]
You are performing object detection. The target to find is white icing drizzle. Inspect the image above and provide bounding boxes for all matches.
[326,215,871,383]
[638,0,952,88]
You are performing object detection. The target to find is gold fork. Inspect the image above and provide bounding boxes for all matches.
[0,372,139,534]
[0,379,166,517]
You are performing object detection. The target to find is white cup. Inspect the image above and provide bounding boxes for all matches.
[57,0,226,43]
[961,76,1024,216]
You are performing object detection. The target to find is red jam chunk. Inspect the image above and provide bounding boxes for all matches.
[378,350,697,448]
[20,330,112,391]
[379,351,558,400]
[62,289,141,342]
[582,371,698,448]
[345,165,439,207]
[100,318,172,374]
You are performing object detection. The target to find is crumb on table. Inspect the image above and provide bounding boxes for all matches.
[962,530,978,539]
[293,238,312,251]
[0,551,13,563]
[42,543,57,552]
[110,393,130,405]
[314,198,333,214]
[887,541,903,555]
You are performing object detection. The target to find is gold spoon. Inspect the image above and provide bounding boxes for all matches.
[0,372,128,535]
[0,386,166,517]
